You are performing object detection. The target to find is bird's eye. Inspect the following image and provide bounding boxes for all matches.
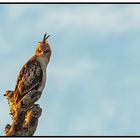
[38,50,42,53]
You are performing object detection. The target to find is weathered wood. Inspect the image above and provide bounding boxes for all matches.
[4,90,42,136]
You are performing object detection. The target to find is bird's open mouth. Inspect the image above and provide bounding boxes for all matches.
[45,35,50,40]
[43,33,50,42]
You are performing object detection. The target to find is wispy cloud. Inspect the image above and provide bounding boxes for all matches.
[1,4,140,54]
[1,4,140,136]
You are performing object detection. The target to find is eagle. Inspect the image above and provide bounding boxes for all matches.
[14,33,51,103]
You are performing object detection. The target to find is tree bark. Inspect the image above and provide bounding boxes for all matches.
[4,90,42,136]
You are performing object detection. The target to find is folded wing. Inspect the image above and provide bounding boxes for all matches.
[14,56,43,103]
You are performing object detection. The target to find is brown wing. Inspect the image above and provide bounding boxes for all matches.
[14,56,43,103]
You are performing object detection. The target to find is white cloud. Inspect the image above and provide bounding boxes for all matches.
[1,4,140,136]
[1,5,140,54]
[48,57,98,92]
[5,4,140,37]
[36,5,140,34]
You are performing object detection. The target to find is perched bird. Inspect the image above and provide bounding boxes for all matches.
[14,33,51,103]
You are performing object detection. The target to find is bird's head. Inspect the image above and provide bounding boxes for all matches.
[35,33,51,60]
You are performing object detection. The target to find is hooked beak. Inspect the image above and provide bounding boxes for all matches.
[43,33,50,43]
[38,33,50,44]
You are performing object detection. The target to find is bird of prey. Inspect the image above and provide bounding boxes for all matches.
[14,33,51,103]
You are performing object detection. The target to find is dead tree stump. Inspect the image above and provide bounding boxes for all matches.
[4,90,42,136]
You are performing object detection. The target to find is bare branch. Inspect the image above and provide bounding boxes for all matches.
[4,90,42,136]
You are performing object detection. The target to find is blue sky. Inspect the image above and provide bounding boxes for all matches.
[1,4,140,136]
